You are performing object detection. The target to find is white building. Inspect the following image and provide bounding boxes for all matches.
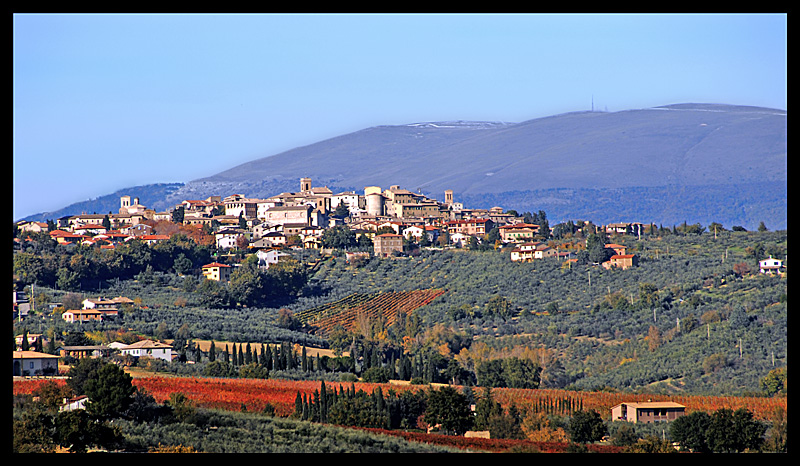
[215,228,247,250]
[331,191,362,215]
[119,340,173,362]
[255,249,290,269]
[759,256,785,274]
[403,225,426,241]
[13,350,60,376]
[60,395,89,412]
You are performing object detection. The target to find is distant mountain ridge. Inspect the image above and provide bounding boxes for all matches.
[18,103,787,230]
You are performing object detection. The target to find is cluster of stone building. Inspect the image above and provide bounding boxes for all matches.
[17,178,536,258]
[16,177,668,281]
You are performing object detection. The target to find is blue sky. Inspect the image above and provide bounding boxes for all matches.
[13,13,787,220]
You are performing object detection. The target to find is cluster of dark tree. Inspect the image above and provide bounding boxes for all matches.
[320,224,374,250]
[293,380,613,444]
[669,408,772,453]
[199,340,355,379]
[13,231,215,292]
[13,358,182,453]
[294,381,474,435]
[193,256,309,308]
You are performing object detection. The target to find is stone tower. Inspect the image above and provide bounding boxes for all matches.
[444,190,453,205]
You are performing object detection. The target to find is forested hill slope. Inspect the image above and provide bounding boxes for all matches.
[303,229,787,396]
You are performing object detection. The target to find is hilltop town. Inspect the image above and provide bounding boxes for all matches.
[15,177,656,270]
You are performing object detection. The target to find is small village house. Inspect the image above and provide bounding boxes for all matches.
[444,218,494,237]
[499,223,539,242]
[15,333,44,350]
[255,248,290,269]
[13,350,60,376]
[602,254,638,270]
[58,345,112,360]
[759,256,785,274]
[374,233,403,257]
[605,243,628,255]
[202,262,233,281]
[62,309,106,323]
[59,395,89,412]
[611,401,686,424]
[118,339,173,362]
[510,242,541,262]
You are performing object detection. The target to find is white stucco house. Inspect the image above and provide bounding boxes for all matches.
[759,256,785,274]
[255,248,290,269]
[13,350,60,376]
[60,395,89,412]
[119,340,173,362]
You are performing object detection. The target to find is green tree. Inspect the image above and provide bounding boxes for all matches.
[53,409,123,453]
[485,294,512,319]
[706,408,766,453]
[670,410,711,453]
[567,409,607,443]
[83,363,137,419]
[759,367,787,397]
[332,201,350,219]
[228,259,266,306]
[473,387,503,431]
[424,386,474,435]
[196,277,231,308]
[172,253,193,275]
[623,435,677,453]
[171,205,185,224]
[66,357,107,396]
[321,225,358,250]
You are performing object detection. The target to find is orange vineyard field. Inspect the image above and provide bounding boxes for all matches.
[13,376,786,421]
[294,289,446,335]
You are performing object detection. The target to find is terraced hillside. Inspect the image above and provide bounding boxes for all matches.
[295,289,446,336]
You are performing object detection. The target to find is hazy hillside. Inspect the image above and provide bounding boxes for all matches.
[19,103,787,230]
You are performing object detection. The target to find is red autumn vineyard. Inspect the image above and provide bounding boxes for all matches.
[295,289,446,336]
[14,376,786,422]
[13,377,420,417]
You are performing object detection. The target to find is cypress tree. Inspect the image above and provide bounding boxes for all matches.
[209,340,216,362]
[320,381,328,423]
[302,345,308,371]
[273,345,281,370]
[238,345,244,366]
[224,344,230,364]
[245,343,252,364]
[294,392,303,417]
[231,343,237,365]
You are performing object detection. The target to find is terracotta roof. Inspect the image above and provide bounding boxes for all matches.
[445,219,491,225]
[141,235,170,240]
[122,340,172,349]
[609,254,636,259]
[612,401,685,409]
[202,262,230,268]
[64,309,103,314]
[13,350,60,359]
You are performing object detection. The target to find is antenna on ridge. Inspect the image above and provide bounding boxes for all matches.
[591,94,594,112]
